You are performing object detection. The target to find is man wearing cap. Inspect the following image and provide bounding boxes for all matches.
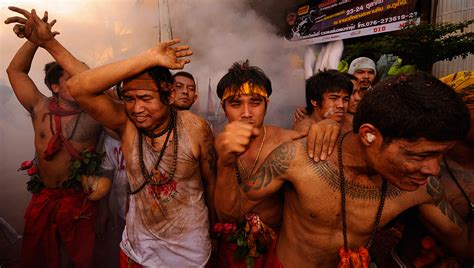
[214,61,340,267]
[348,57,376,93]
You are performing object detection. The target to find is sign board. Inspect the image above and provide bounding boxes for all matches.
[285,0,419,47]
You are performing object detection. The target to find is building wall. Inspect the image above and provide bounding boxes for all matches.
[432,0,474,77]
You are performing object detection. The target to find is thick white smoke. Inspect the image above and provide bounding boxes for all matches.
[0,0,306,232]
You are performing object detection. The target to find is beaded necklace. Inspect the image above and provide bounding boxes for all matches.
[128,108,178,195]
[142,114,173,139]
[337,132,387,266]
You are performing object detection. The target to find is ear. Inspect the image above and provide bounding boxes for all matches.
[51,84,60,94]
[310,99,318,108]
[358,123,380,146]
[169,88,176,104]
[264,98,270,114]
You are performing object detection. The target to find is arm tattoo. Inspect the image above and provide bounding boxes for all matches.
[242,141,295,193]
[426,176,464,228]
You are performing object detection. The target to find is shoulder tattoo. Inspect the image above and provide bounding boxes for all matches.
[242,141,296,192]
[426,176,464,228]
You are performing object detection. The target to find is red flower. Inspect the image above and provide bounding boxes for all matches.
[27,166,39,176]
[18,160,33,171]
[213,223,224,233]
[421,236,436,250]
[223,223,236,234]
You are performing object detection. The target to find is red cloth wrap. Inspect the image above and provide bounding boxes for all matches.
[21,188,96,268]
[217,238,265,268]
[120,250,142,268]
[44,98,83,161]
[263,239,284,268]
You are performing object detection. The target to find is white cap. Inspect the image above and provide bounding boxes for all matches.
[348,57,376,75]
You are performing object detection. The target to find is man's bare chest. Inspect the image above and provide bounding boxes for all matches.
[33,111,101,145]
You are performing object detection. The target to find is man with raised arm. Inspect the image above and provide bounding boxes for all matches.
[6,7,215,267]
[5,7,103,267]
[215,72,473,267]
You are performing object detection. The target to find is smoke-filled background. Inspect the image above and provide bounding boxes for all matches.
[0,0,307,233]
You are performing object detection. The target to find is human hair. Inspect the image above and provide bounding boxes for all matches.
[305,70,354,115]
[353,72,471,143]
[118,66,173,105]
[44,61,64,94]
[216,60,272,102]
[342,72,357,82]
[172,71,195,83]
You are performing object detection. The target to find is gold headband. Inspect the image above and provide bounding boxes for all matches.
[221,82,268,102]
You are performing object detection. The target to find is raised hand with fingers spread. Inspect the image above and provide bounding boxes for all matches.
[144,39,193,70]
[5,6,59,46]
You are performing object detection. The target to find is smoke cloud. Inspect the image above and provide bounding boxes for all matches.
[0,0,306,233]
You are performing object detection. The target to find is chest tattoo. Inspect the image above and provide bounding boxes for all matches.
[307,158,404,200]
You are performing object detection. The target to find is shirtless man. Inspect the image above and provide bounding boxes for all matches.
[5,7,102,267]
[293,70,354,134]
[214,61,343,267]
[391,72,474,267]
[215,72,473,267]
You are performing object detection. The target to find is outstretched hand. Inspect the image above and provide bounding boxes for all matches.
[146,39,193,70]
[4,7,59,45]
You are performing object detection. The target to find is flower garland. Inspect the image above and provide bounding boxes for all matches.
[18,149,104,193]
[67,149,105,190]
[18,159,43,193]
[213,213,276,267]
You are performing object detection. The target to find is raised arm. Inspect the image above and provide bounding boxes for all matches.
[6,41,43,113]
[66,39,192,132]
[5,9,58,113]
[418,176,474,260]
[5,7,88,76]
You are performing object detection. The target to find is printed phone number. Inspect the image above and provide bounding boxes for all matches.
[356,12,417,28]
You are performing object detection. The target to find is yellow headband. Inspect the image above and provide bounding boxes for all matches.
[440,71,474,108]
[221,82,268,102]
